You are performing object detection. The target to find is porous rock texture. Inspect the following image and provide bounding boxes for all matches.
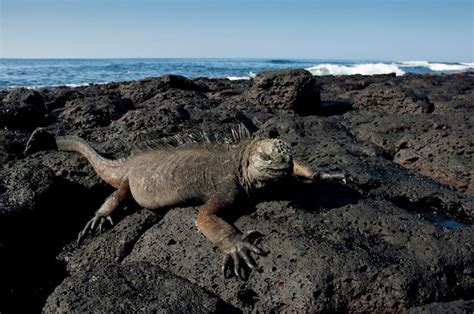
[246,69,321,114]
[0,70,473,313]
[0,88,46,129]
[42,262,236,313]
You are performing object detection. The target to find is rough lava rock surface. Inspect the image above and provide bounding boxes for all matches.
[0,88,46,129]
[246,69,321,114]
[43,262,237,313]
[0,71,473,313]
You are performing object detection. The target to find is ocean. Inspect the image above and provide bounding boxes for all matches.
[0,58,473,90]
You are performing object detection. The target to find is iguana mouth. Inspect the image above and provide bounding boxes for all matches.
[267,164,292,171]
[262,162,293,180]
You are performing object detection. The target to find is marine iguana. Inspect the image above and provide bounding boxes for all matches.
[55,126,344,279]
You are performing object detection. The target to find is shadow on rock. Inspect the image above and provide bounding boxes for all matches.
[0,176,111,313]
[317,99,353,116]
[254,178,362,213]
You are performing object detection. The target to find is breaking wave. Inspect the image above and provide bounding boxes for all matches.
[396,61,474,72]
[304,61,474,76]
[305,63,405,76]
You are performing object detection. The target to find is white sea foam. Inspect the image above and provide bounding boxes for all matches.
[7,82,107,90]
[428,63,473,71]
[397,61,431,67]
[227,76,251,81]
[397,61,474,72]
[305,63,405,76]
[66,83,93,87]
[226,71,256,80]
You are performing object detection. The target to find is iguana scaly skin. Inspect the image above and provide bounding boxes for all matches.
[56,133,332,278]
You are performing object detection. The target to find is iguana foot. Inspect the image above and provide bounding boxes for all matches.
[76,188,127,244]
[318,172,347,184]
[77,214,113,243]
[221,230,265,280]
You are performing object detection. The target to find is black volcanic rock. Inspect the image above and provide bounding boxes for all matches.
[246,69,321,114]
[23,127,57,156]
[408,299,474,313]
[118,75,208,106]
[2,88,45,106]
[118,78,169,105]
[0,129,29,165]
[59,95,132,129]
[42,87,86,112]
[44,262,236,313]
[160,74,209,92]
[0,91,8,102]
[0,159,56,216]
[349,83,434,113]
[0,88,46,129]
[0,71,473,313]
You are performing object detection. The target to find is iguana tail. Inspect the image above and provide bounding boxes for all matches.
[56,136,127,188]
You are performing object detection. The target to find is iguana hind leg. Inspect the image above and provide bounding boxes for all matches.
[196,194,265,280]
[77,178,130,243]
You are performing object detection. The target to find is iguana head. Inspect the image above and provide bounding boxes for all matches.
[247,139,294,188]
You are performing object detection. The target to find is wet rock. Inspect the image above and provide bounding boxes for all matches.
[246,69,321,114]
[43,262,237,313]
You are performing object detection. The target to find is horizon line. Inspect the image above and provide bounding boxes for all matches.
[0,57,472,63]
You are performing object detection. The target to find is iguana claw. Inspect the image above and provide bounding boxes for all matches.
[222,230,265,279]
[77,215,114,244]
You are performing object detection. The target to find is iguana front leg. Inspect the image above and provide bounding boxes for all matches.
[293,160,315,179]
[196,194,264,279]
[77,178,131,243]
[293,160,347,183]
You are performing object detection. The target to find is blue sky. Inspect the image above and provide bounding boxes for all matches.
[1,0,472,61]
